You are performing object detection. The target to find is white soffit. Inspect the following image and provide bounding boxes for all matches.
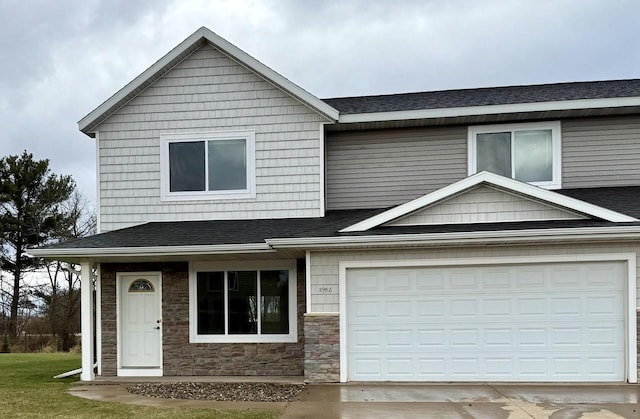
[78,26,339,134]
[340,171,638,232]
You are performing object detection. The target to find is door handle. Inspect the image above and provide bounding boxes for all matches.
[153,326,160,330]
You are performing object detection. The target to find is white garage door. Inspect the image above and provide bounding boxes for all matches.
[346,261,625,382]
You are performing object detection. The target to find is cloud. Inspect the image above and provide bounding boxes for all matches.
[0,0,639,208]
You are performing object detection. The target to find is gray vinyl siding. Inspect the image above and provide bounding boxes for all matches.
[96,43,328,232]
[327,115,640,210]
[562,116,640,188]
[308,242,640,313]
[326,127,468,210]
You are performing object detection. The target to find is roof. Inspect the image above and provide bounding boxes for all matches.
[323,79,640,115]
[78,27,339,135]
[32,185,640,255]
[39,209,383,249]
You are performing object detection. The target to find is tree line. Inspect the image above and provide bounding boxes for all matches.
[0,151,95,352]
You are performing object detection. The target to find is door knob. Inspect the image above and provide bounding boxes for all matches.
[153,326,160,330]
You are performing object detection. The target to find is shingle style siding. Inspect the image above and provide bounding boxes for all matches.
[386,185,585,226]
[97,43,328,232]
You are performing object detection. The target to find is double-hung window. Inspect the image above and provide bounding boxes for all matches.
[160,131,256,201]
[468,121,561,189]
[189,262,297,343]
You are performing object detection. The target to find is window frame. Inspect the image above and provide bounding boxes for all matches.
[188,260,298,343]
[468,121,562,189]
[160,130,256,201]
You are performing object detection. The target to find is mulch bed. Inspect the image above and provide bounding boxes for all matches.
[127,382,304,402]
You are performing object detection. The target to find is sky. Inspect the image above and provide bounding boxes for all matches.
[1,0,639,208]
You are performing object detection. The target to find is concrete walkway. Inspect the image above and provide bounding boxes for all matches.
[70,382,640,418]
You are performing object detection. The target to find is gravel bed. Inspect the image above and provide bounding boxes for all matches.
[127,382,305,402]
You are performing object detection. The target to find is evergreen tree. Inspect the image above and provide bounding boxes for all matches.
[0,151,75,342]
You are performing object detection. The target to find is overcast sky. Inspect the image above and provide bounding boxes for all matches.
[1,0,639,208]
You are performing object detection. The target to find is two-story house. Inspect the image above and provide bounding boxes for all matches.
[33,27,640,384]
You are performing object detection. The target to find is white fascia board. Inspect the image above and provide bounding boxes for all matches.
[340,171,637,232]
[29,243,274,259]
[79,27,338,133]
[339,96,640,124]
[268,225,640,249]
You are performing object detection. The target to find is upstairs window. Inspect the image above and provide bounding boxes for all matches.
[468,121,561,189]
[160,131,255,201]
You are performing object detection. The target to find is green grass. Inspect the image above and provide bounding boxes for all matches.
[0,353,279,418]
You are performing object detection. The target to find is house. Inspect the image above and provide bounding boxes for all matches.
[32,27,640,384]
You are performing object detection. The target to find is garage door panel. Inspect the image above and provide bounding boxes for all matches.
[383,271,411,291]
[483,299,513,317]
[449,271,479,290]
[346,261,625,382]
[480,269,511,288]
[450,299,479,317]
[416,300,447,319]
[416,272,445,289]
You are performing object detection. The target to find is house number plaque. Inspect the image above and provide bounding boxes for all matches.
[316,286,336,294]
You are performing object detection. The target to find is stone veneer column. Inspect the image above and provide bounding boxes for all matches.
[304,313,340,383]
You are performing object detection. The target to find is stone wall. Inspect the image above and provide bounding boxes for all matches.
[304,313,340,383]
[99,260,305,377]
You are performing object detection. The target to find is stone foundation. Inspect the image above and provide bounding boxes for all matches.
[99,260,305,377]
[304,313,340,382]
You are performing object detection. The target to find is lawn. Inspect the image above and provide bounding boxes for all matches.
[0,353,279,418]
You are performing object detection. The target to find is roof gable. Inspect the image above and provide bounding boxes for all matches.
[79,27,338,135]
[385,185,587,226]
[341,172,638,232]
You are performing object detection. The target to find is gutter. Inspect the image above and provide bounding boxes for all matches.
[29,242,274,259]
[338,97,640,124]
[266,226,640,249]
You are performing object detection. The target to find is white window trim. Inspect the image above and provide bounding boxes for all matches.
[160,130,256,201]
[189,260,298,343]
[468,121,562,189]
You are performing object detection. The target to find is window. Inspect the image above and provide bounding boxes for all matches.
[189,262,297,343]
[468,121,561,189]
[160,131,256,201]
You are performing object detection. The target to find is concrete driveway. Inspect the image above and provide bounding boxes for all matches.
[281,384,640,419]
[70,381,640,418]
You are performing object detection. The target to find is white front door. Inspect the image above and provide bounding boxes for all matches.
[119,272,162,374]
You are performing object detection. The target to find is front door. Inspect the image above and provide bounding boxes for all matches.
[119,272,162,374]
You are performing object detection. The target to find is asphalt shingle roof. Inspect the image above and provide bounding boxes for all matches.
[322,79,640,115]
[39,186,640,250]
